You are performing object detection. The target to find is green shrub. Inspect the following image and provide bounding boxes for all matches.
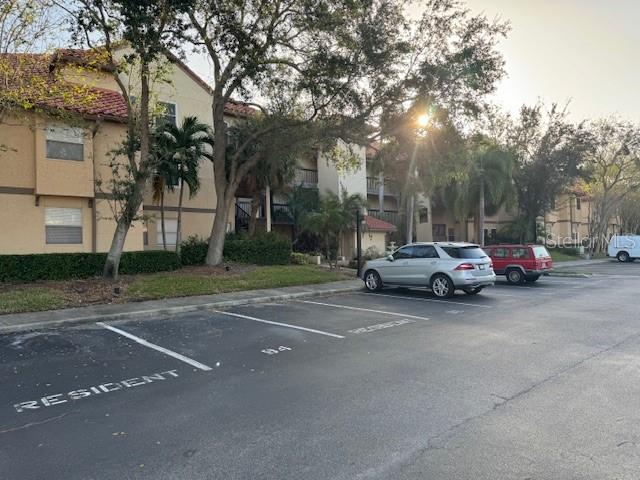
[0,251,180,283]
[291,252,309,265]
[119,250,181,274]
[224,232,291,265]
[180,236,208,266]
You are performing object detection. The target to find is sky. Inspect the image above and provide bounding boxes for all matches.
[186,0,639,122]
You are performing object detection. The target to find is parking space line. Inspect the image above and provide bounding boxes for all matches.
[97,322,213,371]
[356,292,492,309]
[212,310,345,339]
[298,300,430,320]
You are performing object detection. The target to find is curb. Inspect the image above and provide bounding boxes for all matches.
[0,284,364,335]
[546,272,592,278]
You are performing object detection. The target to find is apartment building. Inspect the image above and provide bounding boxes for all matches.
[0,48,249,255]
[0,47,394,258]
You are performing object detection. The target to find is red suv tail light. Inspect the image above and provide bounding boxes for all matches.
[454,263,475,271]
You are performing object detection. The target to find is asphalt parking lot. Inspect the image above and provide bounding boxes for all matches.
[2,260,640,479]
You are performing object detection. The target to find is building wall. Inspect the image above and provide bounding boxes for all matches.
[317,140,367,199]
[362,231,388,256]
[0,111,146,254]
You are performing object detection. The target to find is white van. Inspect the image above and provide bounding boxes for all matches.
[607,235,640,262]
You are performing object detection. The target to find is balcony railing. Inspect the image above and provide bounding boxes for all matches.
[366,176,395,196]
[368,209,399,226]
[272,203,293,224]
[294,168,318,188]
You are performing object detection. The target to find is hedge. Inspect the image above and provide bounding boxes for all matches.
[180,236,208,266]
[224,232,291,265]
[0,250,180,283]
[180,233,292,266]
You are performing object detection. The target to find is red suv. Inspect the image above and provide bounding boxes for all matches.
[484,244,553,284]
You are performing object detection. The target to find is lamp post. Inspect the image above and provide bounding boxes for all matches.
[356,208,362,277]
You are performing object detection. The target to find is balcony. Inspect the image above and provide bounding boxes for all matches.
[294,168,318,188]
[272,203,293,224]
[368,209,399,226]
[366,176,395,196]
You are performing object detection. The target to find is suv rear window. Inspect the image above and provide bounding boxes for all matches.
[441,246,488,259]
[533,246,550,258]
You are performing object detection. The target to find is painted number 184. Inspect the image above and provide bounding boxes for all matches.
[261,346,292,355]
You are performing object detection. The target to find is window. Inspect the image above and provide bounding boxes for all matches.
[432,224,446,241]
[45,208,82,244]
[441,246,488,259]
[419,208,429,224]
[493,247,509,258]
[158,102,177,126]
[511,248,530,259]
[393,246,414,260]
[575,197,581,210]
[412,245,439,259]
[45,124,84,161]
[156,219,177,246]
[533,246,551,258]
[447,228,455,242]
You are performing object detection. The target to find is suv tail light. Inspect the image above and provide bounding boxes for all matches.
[454,263,475,271]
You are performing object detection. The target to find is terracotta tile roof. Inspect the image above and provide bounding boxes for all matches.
[366,141,381,158]
[0,53,128,122]
[365,215,397,232]
[1,50,256,122]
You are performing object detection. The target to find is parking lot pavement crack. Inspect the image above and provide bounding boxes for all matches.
[362,328,640,479]
[0,412,71,435]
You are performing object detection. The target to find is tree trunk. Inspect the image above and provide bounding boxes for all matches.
[378,172,384,212]
[206,189,232,266]
[103,219,130,280]
[103,61,151,279]
[248,191,261,236]
[406,194,414,244]
[160,190,167,250]
[325,234,332,270]
[478,177,485,246]
[175,180,185,257]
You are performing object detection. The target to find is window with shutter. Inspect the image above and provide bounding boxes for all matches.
[157,219,178,246]
[45,124,84,161]
[44,208,83,244]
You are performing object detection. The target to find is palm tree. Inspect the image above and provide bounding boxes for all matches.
[303,190,363,269]
[284,184,320,240]
[245,153,296,236]
[150,142,179,250]
[155,116,210,256]
[438,136,515,244]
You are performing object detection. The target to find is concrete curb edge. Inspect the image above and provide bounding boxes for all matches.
[0,284,364,334]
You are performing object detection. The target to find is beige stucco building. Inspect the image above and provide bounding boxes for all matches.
[0,49,255,255]
[0,48,393,258]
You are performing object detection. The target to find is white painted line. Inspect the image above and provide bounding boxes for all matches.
[348,319,416,334]
[357,292,492,309]
[212,310,345,339]
[298,300,431,320]
[97,322,212,371]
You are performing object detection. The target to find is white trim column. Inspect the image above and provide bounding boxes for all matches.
[265,184,272,232]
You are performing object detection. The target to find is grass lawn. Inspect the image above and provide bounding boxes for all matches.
[0,265,351,315]
[0,288,67,315]
[127,265,350,299]
[549,249,583,263]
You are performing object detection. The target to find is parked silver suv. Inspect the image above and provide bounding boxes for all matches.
[360,242,496,298]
